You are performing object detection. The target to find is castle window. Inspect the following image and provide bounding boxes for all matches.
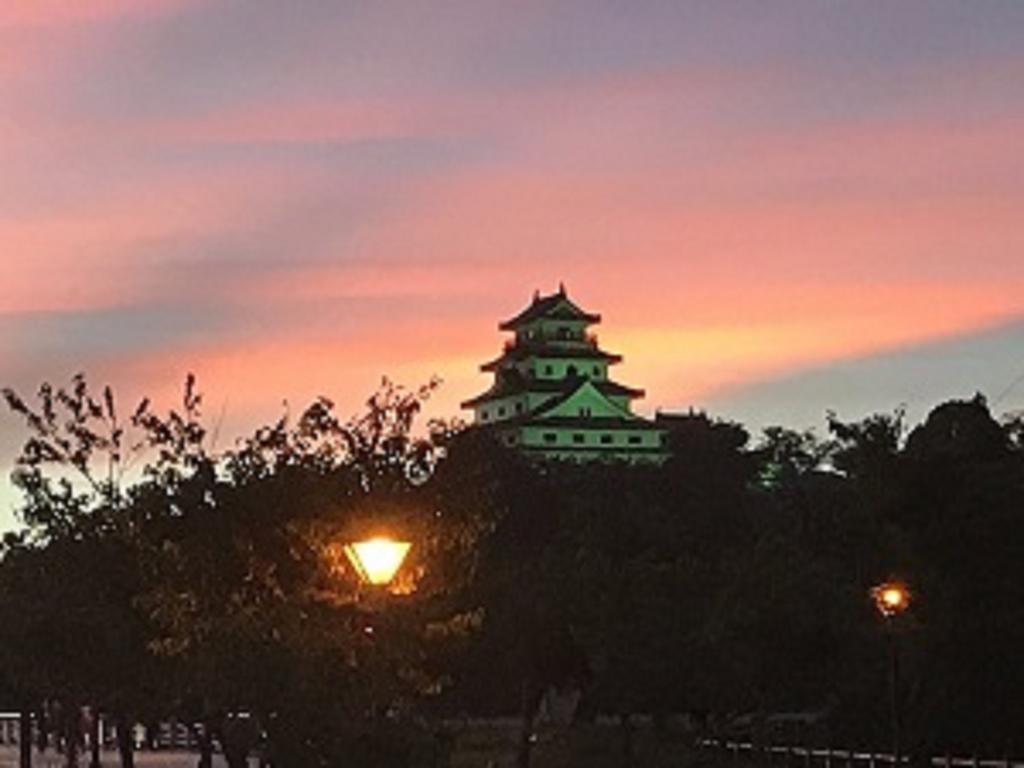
[628,435,642,445]
[573,433,585,444]
[544,364,553,376]
[498,406,506,417]
[601,434,613,445]
[515,402,524,414]
[543,432,557,444]
[578,406,592,417]
[481,411,489,421]
[567,365,578,377]
[592,366,600,377]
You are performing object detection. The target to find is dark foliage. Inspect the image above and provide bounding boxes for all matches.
[2,375,1023,766]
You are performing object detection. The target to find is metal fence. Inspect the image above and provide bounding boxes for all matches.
[700,738,1024,768]
[0,713,197,751]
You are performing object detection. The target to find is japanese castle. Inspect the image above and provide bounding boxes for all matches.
[462,285,668,462]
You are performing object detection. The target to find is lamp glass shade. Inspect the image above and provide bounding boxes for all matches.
[344,537,412,586]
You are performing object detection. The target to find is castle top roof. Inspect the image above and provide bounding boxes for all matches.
[498,285,600,330]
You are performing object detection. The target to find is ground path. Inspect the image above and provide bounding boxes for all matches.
[0,748,258,768]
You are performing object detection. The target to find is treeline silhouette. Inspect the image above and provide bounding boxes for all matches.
[1,374,1022,767]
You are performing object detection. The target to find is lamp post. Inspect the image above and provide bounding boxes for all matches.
[342,535,413,721]
[871,581,911,767]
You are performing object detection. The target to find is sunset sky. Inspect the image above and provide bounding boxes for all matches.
[2,1,1024,528]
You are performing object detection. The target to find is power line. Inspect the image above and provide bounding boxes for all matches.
[993,367,1024,407]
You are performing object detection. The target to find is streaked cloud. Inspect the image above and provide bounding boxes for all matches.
[2,0,197,29]
[705,318,1024,431]
[2,1,1023,528]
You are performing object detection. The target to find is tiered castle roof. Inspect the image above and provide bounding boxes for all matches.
[462,285,666,462]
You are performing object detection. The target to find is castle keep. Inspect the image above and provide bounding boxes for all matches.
[462,286,667,462]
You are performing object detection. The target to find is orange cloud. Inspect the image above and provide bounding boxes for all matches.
[98,326,486,447]
[608,280,1024,410]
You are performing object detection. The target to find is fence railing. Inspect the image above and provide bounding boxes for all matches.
[0,713,197,751]
[699,738,1024,768]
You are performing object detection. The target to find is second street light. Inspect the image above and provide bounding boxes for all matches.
[871,580,911,767]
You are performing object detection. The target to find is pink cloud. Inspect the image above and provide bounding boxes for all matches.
[3,50,1023,433]
[234,261,513,307]
[0,166,310,315]
[1,0,196,28]
[116,63,780,150]
[154,100,431,146]
[320,103,1024,409]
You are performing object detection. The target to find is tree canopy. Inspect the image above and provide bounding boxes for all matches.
[2,376,1023,767]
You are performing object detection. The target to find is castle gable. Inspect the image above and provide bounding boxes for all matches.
[535,380,637,421]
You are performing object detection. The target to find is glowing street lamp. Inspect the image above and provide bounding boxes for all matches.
[344,536,412,587]
[871,580,911,766]
[872,581,911,618]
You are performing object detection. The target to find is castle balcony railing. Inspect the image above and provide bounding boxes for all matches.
[506,334,599,353]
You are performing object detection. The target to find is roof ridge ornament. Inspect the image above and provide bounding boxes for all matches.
[558,281,566,296]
